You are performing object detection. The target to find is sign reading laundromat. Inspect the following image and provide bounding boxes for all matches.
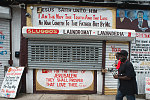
[22,27,135,38]
[32,6,115,28]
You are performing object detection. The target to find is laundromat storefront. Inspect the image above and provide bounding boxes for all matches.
[22,27,135,93]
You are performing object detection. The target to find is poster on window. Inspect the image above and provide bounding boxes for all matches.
[0,67,24,98]
[36,69,94,91]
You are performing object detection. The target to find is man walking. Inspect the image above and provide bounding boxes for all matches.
[113,50,138,100]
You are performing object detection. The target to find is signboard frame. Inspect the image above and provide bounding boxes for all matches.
[0,67,24,98]
[33,69,97,94]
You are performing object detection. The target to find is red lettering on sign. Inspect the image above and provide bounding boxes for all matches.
[68,83,78,87]
[57,83,66,87]
[128,32,131,37]
[146,78,150,81]
[146,88,150,91]
[146,82,150,85]
[6,90,15,93]
[136,33,150,38]
[0,31,3,35]
[27,29,59,34]
[111,46,121,52]
[42,69,52,73]
[100,15,107,20]
[47,83,54,86]
[46,78,54,82]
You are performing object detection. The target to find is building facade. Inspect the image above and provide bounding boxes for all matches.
[0,0,150,96]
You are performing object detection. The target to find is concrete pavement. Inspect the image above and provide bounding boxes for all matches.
[0,94,145,100]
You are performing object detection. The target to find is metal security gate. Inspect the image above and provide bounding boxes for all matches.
[0,19,10,86]
[104,42,129,95]
[28,40,103,70]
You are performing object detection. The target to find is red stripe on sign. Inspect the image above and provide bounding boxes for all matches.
[42,69,48,73]
[128,32,131,37]
[27,29,59,34]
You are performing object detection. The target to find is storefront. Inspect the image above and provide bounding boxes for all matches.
[0,6,11,86]
[104,41,129,95]
[22,27,135,94]
[22,5,136,94]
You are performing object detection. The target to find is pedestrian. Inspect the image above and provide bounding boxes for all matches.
[115,52,121,69]
[114,52,121,89]
[113,50,138,100]
[112,52,121,76]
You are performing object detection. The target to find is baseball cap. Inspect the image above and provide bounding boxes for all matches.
[118,50,128,56]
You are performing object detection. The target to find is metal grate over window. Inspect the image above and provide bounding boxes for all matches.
[28,40,102,70]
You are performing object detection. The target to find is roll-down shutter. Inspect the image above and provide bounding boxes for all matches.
[0,19,10,86]
[104,42,129,95]
[28,40,102,70]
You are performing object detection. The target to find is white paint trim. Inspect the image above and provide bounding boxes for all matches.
[26,69,33,93]
[12,7,21,67]
[97,71,102,94]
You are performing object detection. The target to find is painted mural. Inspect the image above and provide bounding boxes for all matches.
[117,9,150,32]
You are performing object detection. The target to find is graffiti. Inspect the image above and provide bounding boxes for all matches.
[0,31,5,40]
[0,50,7,55]
[0,35,5,40]
[109,53,116,60]
[0,31,7,55]
[111,46,121,52]
[0,42,3,44]
[0,31,5,49]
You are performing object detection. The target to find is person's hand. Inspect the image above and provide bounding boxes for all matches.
[113,75,119,79]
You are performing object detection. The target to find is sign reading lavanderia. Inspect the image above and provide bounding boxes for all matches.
[32,6,115,28]
[0,67,24,98]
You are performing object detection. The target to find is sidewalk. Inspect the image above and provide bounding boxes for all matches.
[0,94,145,100]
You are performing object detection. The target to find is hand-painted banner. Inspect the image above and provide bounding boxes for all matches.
[0,67,24,98]
[32,6,115,28]
[36,69,94,90]
[131,32,150,67]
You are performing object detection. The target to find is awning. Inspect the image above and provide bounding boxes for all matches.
[22,26,136,41]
